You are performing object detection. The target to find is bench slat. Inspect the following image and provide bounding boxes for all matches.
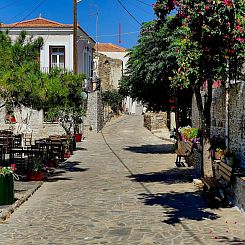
[220,161,232,171]
[201,177,220,189]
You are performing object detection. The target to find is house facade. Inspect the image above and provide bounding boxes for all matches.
[0,15,95,77]
[0,16,96,139]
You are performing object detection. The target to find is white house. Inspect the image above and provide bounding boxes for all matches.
[0,15,95,78]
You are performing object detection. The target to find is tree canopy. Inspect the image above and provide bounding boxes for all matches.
[120,0,245,128]
[0,31,87,133]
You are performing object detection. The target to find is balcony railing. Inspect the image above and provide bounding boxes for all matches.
[40,67,72,74]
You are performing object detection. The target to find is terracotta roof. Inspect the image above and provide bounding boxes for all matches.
[1,16,72,28]
[96,43,127,52]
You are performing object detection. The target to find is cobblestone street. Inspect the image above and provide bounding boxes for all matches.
[0,115,245,244]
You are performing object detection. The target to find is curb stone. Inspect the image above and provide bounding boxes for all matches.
[0,181,43,222]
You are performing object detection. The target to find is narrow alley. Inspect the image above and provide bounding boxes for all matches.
[0,115,245,244]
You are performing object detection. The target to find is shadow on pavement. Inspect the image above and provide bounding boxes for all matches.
[45,162,88,182]
[128,167,198,185]
[214,236,245,244]
[76,147,88,151]
[138,191,220,225]
[124,144,175,154]
[46,177,73,182]
[58,161,89,173]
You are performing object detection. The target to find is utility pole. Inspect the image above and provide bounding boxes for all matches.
[73,0,78,74]
[95,10,98,54]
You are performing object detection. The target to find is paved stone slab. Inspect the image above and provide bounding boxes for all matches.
[0,115,245,244]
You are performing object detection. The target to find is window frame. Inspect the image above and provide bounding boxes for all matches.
[49,46,65,70]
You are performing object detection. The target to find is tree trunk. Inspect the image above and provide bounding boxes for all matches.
[194,87,213,177]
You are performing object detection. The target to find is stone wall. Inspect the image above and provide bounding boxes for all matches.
[189,149,202,176]
[0,106,66,143]
[144,112,168,131]
[95,53,123,91]
[85,91,104,133]
[191,81,245,210]
[207,82,245,167]
[233,177,245,212]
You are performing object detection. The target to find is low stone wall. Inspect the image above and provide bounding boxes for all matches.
[0,106,66,143]
[144,112,168,131]
[233,176,245,212]
[189,149,202,177]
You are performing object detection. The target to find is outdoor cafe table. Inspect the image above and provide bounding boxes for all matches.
[9,147,47,174]
[35,140,66,162]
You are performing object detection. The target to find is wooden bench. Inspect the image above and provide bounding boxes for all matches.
[201,161,234,205]
[175,140,194,167]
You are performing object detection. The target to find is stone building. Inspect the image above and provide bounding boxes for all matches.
[93,52,123,91]
[94,43,143,115]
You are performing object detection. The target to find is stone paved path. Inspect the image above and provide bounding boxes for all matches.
[0,115,245,244]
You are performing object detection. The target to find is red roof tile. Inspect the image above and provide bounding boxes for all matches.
[96,43,127,52]
[2,16,72,28]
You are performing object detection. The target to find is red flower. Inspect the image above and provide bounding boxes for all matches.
[205,5,210,11]
[10,164,17,171]
[223,0,233,6]
[236,37,245,42]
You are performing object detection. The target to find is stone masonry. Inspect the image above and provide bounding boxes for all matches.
[94,53,123,91]
[192,81,245,212]
[85,91,104,133]
[143,112,168,131]
[0,106,65,143]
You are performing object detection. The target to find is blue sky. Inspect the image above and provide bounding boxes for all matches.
[0,0,155,48]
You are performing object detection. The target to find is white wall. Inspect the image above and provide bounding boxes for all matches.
[4,28,95,77]
[40,34,72,71]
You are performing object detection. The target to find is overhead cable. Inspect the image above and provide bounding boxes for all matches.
[135,0,153,7]
[125,0,153,15]
[116,0,142,25]
[89,30,140,38]
[7,0,48,30]
[0,0,21,10]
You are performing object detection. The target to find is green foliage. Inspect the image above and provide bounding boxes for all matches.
[102,90,123,114]
[122,0,245,129]
[154,0,245,108]
[0,31,87,134]
[120,18,181,111]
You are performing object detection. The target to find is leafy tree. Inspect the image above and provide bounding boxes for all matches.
[102,90,123,115]
[154,0,245,129]
[119,15,192,126]
[154,0,245,175]
[0,31,87,134]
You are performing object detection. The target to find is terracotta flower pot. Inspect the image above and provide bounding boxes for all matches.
[26,171,45,181]
[64,152,71,159]
[75,133,82,142]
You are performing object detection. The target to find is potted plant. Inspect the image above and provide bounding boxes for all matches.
[214,148,224,160]
[0,164,16,205]
[74,115,83,142]
[179,127,200,142]
[26,157,46,181]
